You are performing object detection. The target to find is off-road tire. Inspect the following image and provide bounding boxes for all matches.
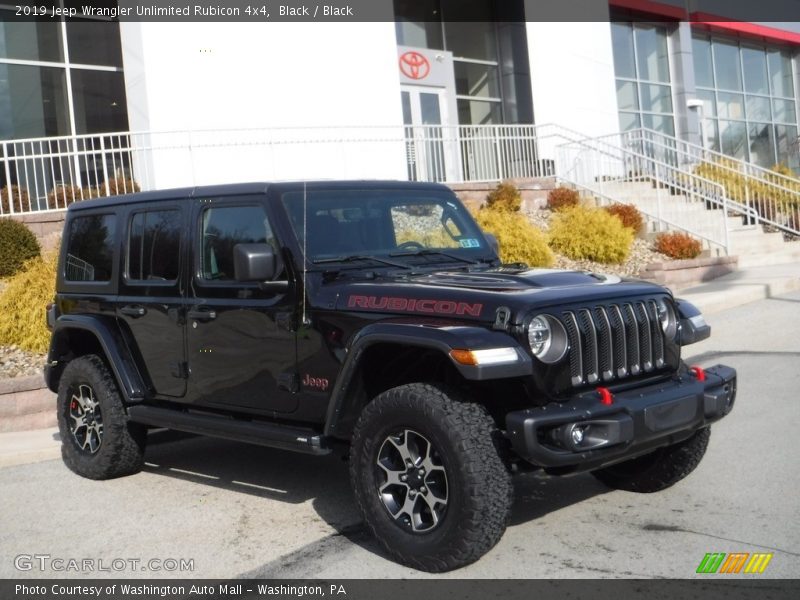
[350,383,513,572]
[57,355,146,480]
[591,427,711,493]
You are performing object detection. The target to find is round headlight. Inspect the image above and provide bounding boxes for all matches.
[656,298,678,340]
[527,314,568,364]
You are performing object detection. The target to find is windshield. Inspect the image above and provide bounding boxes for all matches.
[281,189,492,266]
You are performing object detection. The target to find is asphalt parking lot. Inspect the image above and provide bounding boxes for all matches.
[1,291,799,579]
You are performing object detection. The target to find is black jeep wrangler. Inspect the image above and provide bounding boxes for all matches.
[45,181,736,572]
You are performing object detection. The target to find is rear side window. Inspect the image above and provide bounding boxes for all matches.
[65,214,116,282]
[128,209,181,282]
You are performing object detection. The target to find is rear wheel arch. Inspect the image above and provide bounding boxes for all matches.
[46,318,146,404]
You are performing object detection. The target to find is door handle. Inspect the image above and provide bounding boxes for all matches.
[187,308,217,322]
[120,305,147,318]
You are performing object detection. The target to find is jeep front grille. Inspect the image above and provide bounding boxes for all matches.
[562,301,666,387]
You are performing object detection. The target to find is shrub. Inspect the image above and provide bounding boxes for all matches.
[0,185,32,214]
[46,185,83,210]
[603,203,643,233]
[101,176,141,197]
[0,252,57,353]
[0,218,41,277]
[771,163,797,178]
[548,206,634,264]
[654,231,702,260]
[486,181,522,212]
[473,209,553,267]
[546,187,580,212]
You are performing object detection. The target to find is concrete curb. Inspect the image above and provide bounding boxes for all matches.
[0,427,61,468]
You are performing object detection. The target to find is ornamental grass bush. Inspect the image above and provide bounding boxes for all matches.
[0,217,41,277]
[548,205,634,264]
[0,251,57,353]
[486,181,522,212]
[654,231,702,260]
[546,187,580,212]
[603,203,644,233]
[473,208,553,267]
[0,185,32,214]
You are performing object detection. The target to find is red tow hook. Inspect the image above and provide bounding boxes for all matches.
[690,366,706,382]
[596,386,613,405]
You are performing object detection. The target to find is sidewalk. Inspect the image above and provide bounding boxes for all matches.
[1,261,798,469]
[675,260,800,314]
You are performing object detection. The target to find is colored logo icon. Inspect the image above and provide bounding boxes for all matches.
[696,552,773,574]
[399,51,430,80]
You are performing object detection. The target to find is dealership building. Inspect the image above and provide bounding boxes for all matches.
[0,0,799,194]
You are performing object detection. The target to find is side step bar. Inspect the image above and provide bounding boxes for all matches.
[128,405,331,455]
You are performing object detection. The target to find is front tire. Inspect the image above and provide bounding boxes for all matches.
[57,355,146,480]
[350,383,513,572]
[591,427,711,493]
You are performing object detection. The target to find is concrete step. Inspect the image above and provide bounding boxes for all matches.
[736,245,800,268]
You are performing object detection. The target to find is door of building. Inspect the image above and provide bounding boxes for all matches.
[401,86,459,182]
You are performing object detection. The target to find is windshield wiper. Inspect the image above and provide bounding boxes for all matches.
[312,255,412,269]
[389,248,481,265]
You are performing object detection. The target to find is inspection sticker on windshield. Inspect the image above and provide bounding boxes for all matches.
[459,238,480,248]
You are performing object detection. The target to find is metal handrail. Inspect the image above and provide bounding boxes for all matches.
[621,128,800,238]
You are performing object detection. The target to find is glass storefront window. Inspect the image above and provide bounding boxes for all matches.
[70,70,129,135]
[746,95,771,123]
[635,25,670,83]
[692,37,714,88]
[775,125,799,170]
[713,41,743,91]
[66,20,123,67]
[742,46,769,95]
[693,33,798,167]
[454,61,500,99]
[640,83,672,114]
[0,63,69,139]
[612,22,674,135]
[394,0,443,50]
[0,14,63,62]
[611,22,636,79]
[458,99,501,125]
[719,120,747,159]
[768,50,794,98]
[616,81,638,111]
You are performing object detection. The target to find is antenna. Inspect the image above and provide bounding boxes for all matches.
[301,180,309,326]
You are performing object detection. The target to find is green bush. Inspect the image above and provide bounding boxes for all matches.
[486,181,522,212]
[548,206,634,264]
[0,251,57,352]
[0,218,41,277]
[473,209,553,267]
[546,187,580,211]
[603,203,643,233]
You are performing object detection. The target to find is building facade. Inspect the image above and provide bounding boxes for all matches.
[0,0,798,195]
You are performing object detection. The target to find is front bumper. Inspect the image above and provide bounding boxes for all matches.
[505,364,736,471]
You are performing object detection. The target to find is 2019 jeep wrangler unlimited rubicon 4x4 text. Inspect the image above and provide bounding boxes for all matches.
[45,181,736,572]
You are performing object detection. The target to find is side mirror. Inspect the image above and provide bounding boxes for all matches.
[234,243,276,282]
[484,233,500,257]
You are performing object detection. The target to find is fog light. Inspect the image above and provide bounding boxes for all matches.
[570,425,585,446]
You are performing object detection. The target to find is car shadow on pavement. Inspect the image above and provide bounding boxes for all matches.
[141,429,612,564]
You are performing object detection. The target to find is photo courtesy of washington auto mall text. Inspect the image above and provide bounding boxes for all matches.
[1,0,800,599]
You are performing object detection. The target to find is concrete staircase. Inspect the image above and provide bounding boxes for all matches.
[599,181,800,267]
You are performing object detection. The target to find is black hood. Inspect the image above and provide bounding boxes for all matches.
[314,267,669,325]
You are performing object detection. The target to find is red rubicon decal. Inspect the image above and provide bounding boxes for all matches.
[348,295,483,317]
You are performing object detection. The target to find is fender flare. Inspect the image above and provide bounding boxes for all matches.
[45,314,146,403]
[323,322,532,438]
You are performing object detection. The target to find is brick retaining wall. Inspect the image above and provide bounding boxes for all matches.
[0,375,57,433]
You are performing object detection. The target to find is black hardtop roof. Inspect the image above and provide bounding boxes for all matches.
[67,180,454,212]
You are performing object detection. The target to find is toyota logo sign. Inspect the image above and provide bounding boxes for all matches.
[399,51,430,80]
